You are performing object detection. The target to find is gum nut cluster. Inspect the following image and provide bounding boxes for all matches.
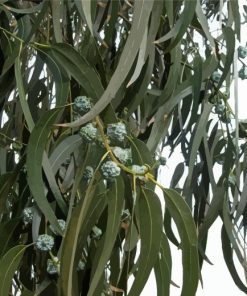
[77,259,85,271]
[22,207,33,224]
[79,123,97,142]
[83,166,94,180]
[101,161,121,179]
[238,46,247,59]
[112,147,132,165]
[239,67,247,80]
[92,225,102,239]
[36,234,54,251]
[47,258,60,275]
[49,219,66,235]
[107,122,127,142]
[211,71,221,82]
[73,96,92,114]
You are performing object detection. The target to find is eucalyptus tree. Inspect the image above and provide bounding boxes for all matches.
[0,0,247,295]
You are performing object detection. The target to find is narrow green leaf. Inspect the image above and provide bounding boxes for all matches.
[0,245,28,296]
[154,233,172,296]
[62,0,154,127]
[42,153,67,215]
[170,162,185,188]
[1,2,43,13]
[50,0,63,43]
[196,3,216,52]
[128,188,163,296]
[49,134,82,173]
[59,178,101,295]
[217,27,235,89]
[37,47,69,107]
[50,43,104,100]
[155,0,197,52]
[229,0,241,40]
[127,27,148,87]
[163,188,199,296]
[0,218,21,257]
[188,54,203,129]
[221,226,247,293]
[15,53,34,131]
[128,137,154,167]
[185,102,212,188]
[80,0,94,36]
[164,210,180,247]
[26,108,63,235]
[88,177,124,296]
[235,173,247,222]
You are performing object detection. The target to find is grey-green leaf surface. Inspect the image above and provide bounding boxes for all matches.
[155,0,197,52]
[87,177,124,296]
[163,188,199,296]
[128,188,163,296]
[26,108,63,235]
[154,233,172,296]
[60,0,154,128]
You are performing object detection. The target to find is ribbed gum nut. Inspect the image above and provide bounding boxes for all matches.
[107,122,127,142]
[239,67,247,80]
[73,96,92,114]
[214,104,225,114]
[36,234,54,251]
[22,207,33,224]
[211,71,221,82]
[47,258,60,275]
[49,219,66,235]
[79,123,97,142]
[159,157,167,166]
[131,165,147,175]
[101,161,121,179]
[92,226,102,239]
[77,259,85,271]
[238,46,247,59]
[83,166,94,180]
[112,147,132,165]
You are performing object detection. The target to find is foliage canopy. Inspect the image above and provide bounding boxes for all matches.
[0,0,247,295]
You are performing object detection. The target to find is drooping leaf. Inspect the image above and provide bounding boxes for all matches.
[49,43,104,100]
[217,27,235,89]
[155,0,197,52]
[15,52,34,131]
[163,188,199,296]
[154,233,172,296]
[87,177,124,296]
[49,134,82,173]
[0,245,28,296]
[59,178,104,295]
[60,0,154,128]
[0,218,21,257]
[221,226,247,293]
[26,108,64,235]
[128,188,163,296]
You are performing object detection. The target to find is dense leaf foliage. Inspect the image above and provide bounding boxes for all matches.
[0,0,247,295]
